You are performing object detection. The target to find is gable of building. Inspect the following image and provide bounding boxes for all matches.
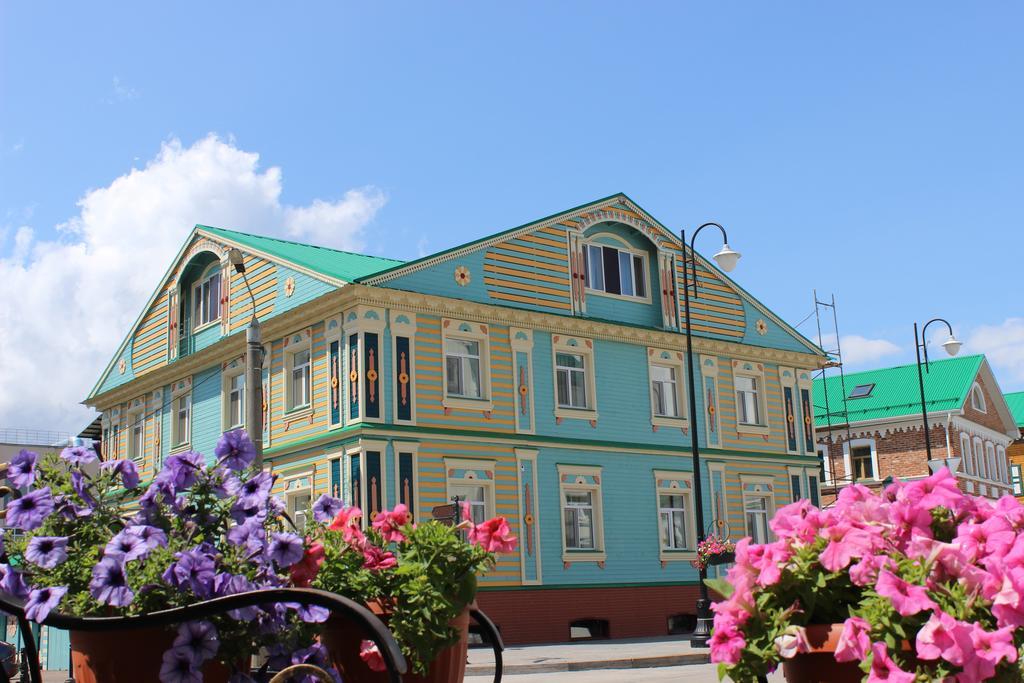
[359,193,822,356]
[1005,391,1024,430]
[814,354,1019,438]
[88,226,403,400]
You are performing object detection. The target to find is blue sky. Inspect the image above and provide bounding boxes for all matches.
[2,2,1023,431]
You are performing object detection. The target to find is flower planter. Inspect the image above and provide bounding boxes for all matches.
[70,627,231,683]
[707,551,735,566]
[780,624,862,683]
[321,601,470,683]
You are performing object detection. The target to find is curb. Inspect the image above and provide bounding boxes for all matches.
[466,652,710,676]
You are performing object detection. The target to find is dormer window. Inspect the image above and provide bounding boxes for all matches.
[583,243,647,299]
[192,265,222,329]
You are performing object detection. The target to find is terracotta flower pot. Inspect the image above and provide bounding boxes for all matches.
[321,601,470,683]
[71,627,231,683]
[781,624,862,683]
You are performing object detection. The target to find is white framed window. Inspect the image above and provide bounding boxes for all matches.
[551,336,597,420]
[287,347,312,411]
[191,264,222,330]
[172,394,191,449]
[1013,464,1023,497]
[653,471,696,560]
[441,320,492,411]
[741,476,776,544]
[129,422,144,462]
[731,361,769,435]
[558,465,605,562]
[997,446,1008,484]
[445,458,496,525]
[283,474,313,533]
[986,442,997,482]
[226,372,245,429]
[843,438,880,482]
[817,443,833,485]
[971,383,987,413]
[582,238,649,301]
[648,349,688,427]
[960,433,974,475]
[975,437,987,478]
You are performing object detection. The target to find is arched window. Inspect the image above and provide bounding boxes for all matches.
[971,384,987,413]
[191,261,223,329]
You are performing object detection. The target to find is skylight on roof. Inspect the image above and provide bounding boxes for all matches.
[848,383,875,399]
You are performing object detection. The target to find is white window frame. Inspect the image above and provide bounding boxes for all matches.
[732,361,769,436]
[444,458,496,525]
[285,333,313,413]
[1013,464,1023,497]
[558,464,605,563]
[960,433,975,475]
[997,446,1008,484]
[986,442,997,482]
[648,349,688,428]
[191,262,223,332]
[222,360,246,431]
[582,234,651,303]
[171,393,191,451]
[282,472,313,534]
[740,475,776,544]
[971,383,987,413]
[975,437,987,479]
[843,438,880,482]
[441,320,493,412]
[653,471,696,561]
[551,336,598,421]
[126,397,146,463]
[817,443,833,485]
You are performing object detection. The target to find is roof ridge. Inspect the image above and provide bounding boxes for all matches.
[197,224,404,264]
[826,353,985,380]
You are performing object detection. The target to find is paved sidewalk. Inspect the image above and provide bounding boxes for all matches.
[466,635,711,676]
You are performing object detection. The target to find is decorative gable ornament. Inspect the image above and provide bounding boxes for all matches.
[454,265,471,286]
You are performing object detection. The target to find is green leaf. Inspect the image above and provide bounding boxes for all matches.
[705,577,733,599]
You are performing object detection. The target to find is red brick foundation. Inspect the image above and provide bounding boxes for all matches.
[474,584,701,645]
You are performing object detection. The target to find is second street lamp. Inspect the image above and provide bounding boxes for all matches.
[680,222,741,648]
[913,317,962,464]
[228,248,265,469]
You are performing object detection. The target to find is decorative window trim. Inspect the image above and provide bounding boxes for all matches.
[510,328,536,435]
[653,470,696,561]
[221,357,246,431]
[986,442,998,483]
[281,470,314,533]
[345,439,388,523]
[1012,464,1023,497]
[283,328,314,416]
[843,437,880,482]
[324,316,344,429]
[169,378,192,453]
[391,311,417,425]
[190,261,223,332]
[551,335,598,421]
[126,396,146,463]
[817,443,834,485]
[997,446,1008,485]
[740,474,776,543]
[970,383,987,413]
[788,466,821,507]
[974,437,987,479]
[731,361,769,436]
[441,319,493,412]
[582,233,652,304]
[960,432,975,475]
[392,441,419,517]
[557,464,606,563]
[445,457,497,523]
[514,447,542,585]
[647,348,688,429]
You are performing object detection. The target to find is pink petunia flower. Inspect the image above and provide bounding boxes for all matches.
[709,619,746,665]
[915,610,971,665]
[371,504,411,544]
[867,642,915,683]
[959,624,1018,681]
[835,616,871,662]
[467,515,518,554]
[874,570,937,616]
[329,506,365,544]
[773,625,809,659]
[361,544,397,571]
[359,639,387,672]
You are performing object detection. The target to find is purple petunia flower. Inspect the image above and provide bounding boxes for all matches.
[6,487,55,530]
[285,602,331,624]
[228,471,274,509]
[157,451,205,491]
[101,459,140,489]
[268,532,304,568]
[162,549,216,598]
[214,429,256,472]
[89,556,134,607]
[214,573,260,621]
[290,643,340,682]
[8,449,37,489]
[60,445,97,467]
[25,586,67,623]
[53,494,92,520]
[71,471,97,508]
[104,529,148,561]
[0,565,28,599]
[25,536,69,569]
[312,494,344,523]
[127,525,168,553]
[172,620,219,666]
[159,646,202,683]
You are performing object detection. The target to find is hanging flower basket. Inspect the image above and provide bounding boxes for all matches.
[692,535,737,571]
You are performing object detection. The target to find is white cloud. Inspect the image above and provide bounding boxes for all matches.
[818,333,902,368]
[0,134,385,434]
[967,318,1024,388]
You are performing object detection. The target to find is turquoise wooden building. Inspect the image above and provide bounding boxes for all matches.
[86,194,826,643]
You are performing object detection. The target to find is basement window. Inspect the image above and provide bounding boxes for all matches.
[569,618,609,640]
[848,383,875,399]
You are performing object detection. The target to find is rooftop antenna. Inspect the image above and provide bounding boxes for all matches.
[813,290,855,496]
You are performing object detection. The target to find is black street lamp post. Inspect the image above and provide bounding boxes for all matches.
[913,318,962,463]
[680,223,741,648]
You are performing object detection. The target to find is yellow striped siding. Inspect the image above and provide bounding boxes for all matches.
[483,262,567,285]
[675,261,746,337]
[131,288,171,374]
[483,227,572,314]
[229,257,277,332]
[485,251,568,274]
[518,233,567,249]
[269,323,329,447]
[720,463,791,537]
[718,361,787,451]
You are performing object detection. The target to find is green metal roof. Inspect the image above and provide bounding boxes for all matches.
[1005,391,1024,428]
[813,354,985,428]
[198,225,404,283]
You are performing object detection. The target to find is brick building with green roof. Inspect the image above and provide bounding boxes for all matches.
[1004,390,1024,500]
[814,354,1020,504]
